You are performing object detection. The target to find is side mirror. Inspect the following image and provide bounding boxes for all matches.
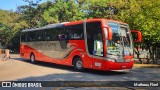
[131,30,142,42]
[103,27,112,40]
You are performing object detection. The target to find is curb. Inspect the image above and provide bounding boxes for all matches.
[134,64,160,68]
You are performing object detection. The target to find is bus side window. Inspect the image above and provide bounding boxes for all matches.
[45,28,59,41]
[57,27,67,41]
[35,30,41,41]
[42,30,47,41]
[37,30,44,41]
[69,24,84,40]
[24,33,27,42]
[26,32,30,42]
[54,28,59,41]
[65,26,70,40]
[30,31,35,41]
[45,29,51,41]
[21,33,25,42]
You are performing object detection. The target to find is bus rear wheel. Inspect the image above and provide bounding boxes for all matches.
[73,57,84,71]
[30,53,35,63]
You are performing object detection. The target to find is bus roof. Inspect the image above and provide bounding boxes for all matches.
[21,22,69,32]
[106,19,127,25]
[64,18,127,26]
[21,19,127,32]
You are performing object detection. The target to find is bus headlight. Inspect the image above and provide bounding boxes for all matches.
[107,58,116,62]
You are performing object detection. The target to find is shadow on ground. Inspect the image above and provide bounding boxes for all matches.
[1,57,159,90]
[10,57,160,81]
[11,57,128,76]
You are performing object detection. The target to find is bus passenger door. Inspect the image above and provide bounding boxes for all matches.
[86,22,104,69]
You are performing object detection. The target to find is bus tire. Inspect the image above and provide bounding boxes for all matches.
[73,57,84,71]
[30,53,35,63]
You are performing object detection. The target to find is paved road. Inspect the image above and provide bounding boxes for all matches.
[0,54,159,90]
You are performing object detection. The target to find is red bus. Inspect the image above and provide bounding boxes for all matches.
[20,19,142,71]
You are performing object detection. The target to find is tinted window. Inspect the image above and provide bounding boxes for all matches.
[21,24,84,42]
[45,29,56,41]
[21,33,25,42]
[30,31,35,41]
[67,24,84,40]
[21,32,32,42]
[45,27,67,41]
[34,30,45,41]
[57,27,68,40]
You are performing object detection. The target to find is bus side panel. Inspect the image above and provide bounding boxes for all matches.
[20,40,90,67]
[20,44,31,60]
[91,58,105,70]
[20,43,64,64]
[67,40,94,69]
[82,55,95,69]
[20,44,24,58]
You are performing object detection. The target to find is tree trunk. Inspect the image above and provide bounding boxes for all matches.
[155,47,158,64]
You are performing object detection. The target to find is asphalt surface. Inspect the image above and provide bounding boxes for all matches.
[0,54,159,90]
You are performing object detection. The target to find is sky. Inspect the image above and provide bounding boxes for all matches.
[0,0,48,11]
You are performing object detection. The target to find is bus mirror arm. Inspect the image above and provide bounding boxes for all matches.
[131,30,142,42]
[103,26,112,40]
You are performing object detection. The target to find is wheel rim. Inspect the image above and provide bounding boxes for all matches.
[31,55,34,62]
[76,61,82,69]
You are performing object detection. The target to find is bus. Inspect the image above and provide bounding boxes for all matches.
[20,19,142,71]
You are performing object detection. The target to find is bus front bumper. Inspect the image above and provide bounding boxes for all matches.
[103,60,134,71]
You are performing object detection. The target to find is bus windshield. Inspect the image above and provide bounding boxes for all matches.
[106,22,133,57]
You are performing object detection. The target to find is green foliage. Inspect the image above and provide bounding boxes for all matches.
[42,0,85,23]
[0,23,11,47]
[17,0,52,28]
[0,10,26,50]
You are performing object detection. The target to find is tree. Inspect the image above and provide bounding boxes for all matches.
[17,0,52,28]
[42,0,85,23]
[136,0,160,64]
[0,9,26,52]
[113,0,160,63]
[0,23,11,48]
[79,0,118,19]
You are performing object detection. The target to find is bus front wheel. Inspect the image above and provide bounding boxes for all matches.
[73,57,84,71]
[30,53,35,63]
